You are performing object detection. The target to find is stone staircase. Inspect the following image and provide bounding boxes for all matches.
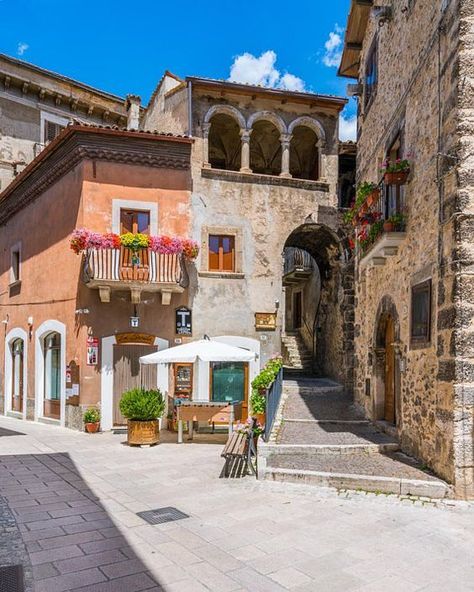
[281,332,313,374]
[259,377,451,498]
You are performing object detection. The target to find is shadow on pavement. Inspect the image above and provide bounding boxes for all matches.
[0,452,163,591]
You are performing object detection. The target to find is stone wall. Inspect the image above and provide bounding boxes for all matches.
[352,0,466,492]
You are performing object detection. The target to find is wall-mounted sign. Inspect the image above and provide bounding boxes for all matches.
[116,333,155,346]
[176,307,192,336]
[255,312,277,331]
[86,337,99,366]
[130,316,140,328]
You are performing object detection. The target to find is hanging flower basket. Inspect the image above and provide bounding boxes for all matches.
[384,170,409,186]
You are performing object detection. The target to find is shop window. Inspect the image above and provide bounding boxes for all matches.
[120,209,151,235]
[364,39,378,111]
[44,332,61,402]
[208,235,235,272]
[411,280,432,346]
[211,362,245,403]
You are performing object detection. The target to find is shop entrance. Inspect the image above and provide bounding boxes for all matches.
[112,344,157,426]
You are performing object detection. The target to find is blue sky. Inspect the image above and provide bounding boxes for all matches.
[0,0,355,138]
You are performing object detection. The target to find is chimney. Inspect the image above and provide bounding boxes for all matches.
[125,94,141,130]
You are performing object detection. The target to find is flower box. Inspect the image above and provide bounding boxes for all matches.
[384,170,409,186]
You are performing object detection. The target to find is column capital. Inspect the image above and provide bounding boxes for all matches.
[240,128,252,142]
[280,133,293,146]
[202,122,211,137]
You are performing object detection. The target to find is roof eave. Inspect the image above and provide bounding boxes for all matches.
[338,0,374,80]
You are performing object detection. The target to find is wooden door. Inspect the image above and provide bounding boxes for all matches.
[384,317,396,424]
[11,341,23,413]
[293,292,302,329]
[113,344,157,426]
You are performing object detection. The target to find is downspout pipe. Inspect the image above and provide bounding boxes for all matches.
[187,80,193,137]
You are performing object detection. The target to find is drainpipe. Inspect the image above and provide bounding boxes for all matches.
[187,80,193,137]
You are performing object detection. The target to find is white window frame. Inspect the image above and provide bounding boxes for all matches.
[112,199,158,235]
[40,111,70,145]
[10,242,21,285]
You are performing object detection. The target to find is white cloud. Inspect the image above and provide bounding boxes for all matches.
[323,25,344,68]
[229,50,305,92]
[17,42,29,56]
[339,113,357,141]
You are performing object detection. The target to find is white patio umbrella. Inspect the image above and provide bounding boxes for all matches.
[139,338,257,365]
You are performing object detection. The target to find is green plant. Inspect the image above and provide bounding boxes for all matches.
[368,220,384,243]
[250,390,266,414]
[387,212,405,229]
[343,182,377,224]
[83,407,100,424]
[380,158,411,174]
[119,388,165,421]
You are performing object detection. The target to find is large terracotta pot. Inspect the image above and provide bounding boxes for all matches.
[85,422,100,434]
[383,221,395,233]
[127,419,159,446]
[384,170,409,186]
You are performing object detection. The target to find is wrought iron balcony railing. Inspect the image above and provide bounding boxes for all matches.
[283,248,313,284]
[83,248,188,304]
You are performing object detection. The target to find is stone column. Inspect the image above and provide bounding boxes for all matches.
[202,123,211,169]
[280,134,292,178]
[240,129,252,173]
[318,140,327,182]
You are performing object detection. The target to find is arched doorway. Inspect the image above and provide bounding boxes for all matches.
[374,297,400,425]
[11,338,24,414]
[282,222,353,384]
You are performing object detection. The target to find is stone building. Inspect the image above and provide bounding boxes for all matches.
[339,0,474,498]
[0,59,353,433]
[0,53,128,191]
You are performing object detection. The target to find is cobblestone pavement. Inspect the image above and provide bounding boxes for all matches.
[277,420,398,446]
[0,416,473,592]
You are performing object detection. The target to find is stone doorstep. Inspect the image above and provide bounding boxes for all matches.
[283,418,370,425]
[259,442,400,456]
[264,467,451,499]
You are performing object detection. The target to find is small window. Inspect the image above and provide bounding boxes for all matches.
[208,235,235,272]
[120,209,151,234]
[411,280,432,346]
[10,245,21,284]
[44,120,65,144]
[364,39,378,110]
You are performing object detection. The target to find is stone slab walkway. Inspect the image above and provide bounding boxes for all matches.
[277,421,398,446]
[0,417,473,592]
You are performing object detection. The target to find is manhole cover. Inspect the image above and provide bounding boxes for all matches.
[0,565,24,592]
[137,507,189,525]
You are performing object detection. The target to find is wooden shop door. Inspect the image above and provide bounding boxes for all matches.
[384,317,396,424]
[113,344,157,426]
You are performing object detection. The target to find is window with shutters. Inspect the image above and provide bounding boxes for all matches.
[10,243,21,285]
[208,235,235,272]
[364,38,378,112]
[44,120,65,144]
[410,279,432,347]
[120,209,151,234]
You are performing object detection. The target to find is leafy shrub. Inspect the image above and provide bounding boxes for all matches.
[83,407,100,424]
[250,356,283,415]
[119,388,165,421]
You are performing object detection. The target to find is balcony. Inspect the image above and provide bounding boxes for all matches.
[83,248,187,304]
[283,248,314,285]
[356,183,407,269]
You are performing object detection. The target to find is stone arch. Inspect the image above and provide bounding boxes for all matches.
[247,111,287,134]
[203,105,246,129]
[288,116,326,143]
[372,295,401,424]
[282,223,352,383]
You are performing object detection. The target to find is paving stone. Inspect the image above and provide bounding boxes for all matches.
[79,535,129,555]
[100,558,149,579]
[32,561,58,580]
[34,566,106,592]
[38,529,103,550]
[29,544,84,565]
[73,572,158,592]
[55,549,127,574]
[268,566,312,589]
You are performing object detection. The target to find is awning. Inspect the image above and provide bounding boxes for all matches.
[139,339,257,365]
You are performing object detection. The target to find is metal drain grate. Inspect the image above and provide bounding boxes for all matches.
[0,565,24,592]
[137,507,189,525]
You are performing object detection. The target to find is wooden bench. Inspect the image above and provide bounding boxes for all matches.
[221,419,257,477]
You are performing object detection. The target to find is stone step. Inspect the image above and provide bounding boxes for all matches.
[262,442,400,455]
[262,451,451,498]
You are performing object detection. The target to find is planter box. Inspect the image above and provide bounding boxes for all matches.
[384,171,409,186]
[127,419,159,446]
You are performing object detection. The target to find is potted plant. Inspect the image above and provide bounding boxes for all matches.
[250,389,266,426]
[384,212,405,233]
[381,158,411,186]
[119,387,165,446]
[83,407,100,433]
